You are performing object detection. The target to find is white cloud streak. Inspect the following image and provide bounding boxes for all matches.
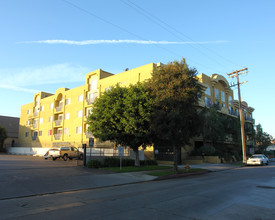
[0,63,90,93]
[23,39,229,45]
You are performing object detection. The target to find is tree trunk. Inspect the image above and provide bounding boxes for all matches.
[134,148,140,167]
[173,145,178,173]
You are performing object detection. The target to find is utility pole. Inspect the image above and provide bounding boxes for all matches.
[227,68,248,164]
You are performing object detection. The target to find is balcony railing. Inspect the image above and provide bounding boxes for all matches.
[54,119,63,126]
[85,131,93,138]
[55,104,64,112]
[54,134,61,140]
[33,123,38,129]
[34,111,39,117]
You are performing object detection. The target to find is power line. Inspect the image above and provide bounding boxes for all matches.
[61,0,215,71]
[121,0,241,70]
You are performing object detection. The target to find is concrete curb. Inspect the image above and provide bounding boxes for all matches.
[155,170,211,181]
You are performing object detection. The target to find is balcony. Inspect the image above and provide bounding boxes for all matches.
[54,134,61,140]
[54,119,63,126]
[33,111,39,117]
[55,104,64,112]
[33,123,38,129]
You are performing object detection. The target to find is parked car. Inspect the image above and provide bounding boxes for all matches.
[59,146,84,161]
[247,154,269,166]
[44,148,60,160]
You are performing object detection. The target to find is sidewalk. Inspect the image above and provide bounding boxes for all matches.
[178,163,243,172]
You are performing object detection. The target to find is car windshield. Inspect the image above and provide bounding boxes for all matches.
[251,155,262,159]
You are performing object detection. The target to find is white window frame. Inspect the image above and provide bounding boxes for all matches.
[76,126,82,134]
[65,113,70,120]
[65,98,71,105]
[78,94,84,102]
[77,110,83,118]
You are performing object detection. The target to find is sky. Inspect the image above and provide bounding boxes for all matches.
[0,0,274,137]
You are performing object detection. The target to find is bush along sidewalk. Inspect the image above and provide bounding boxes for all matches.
[86,157,158,169]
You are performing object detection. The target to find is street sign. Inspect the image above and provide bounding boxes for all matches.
[118,146,124,157]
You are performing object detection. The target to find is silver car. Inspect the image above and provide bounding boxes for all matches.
[247,154,269,166]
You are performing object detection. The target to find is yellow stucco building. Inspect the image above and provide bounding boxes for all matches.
[18,62,254,160]
[19,63,157,149]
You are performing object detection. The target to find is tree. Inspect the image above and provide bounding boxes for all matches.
[87,83,153,166]
[255,124,272,153]
[0,125,7,150]
[198,105,227,147]
[148,59,201,172]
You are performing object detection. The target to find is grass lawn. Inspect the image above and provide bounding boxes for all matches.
[101,165,171,173]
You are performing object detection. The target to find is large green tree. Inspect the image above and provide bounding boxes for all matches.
[198,105,227,147]
[0,125,7,150]
[255,124,272,153]
[87,83,153,166]
[148,59,202,172]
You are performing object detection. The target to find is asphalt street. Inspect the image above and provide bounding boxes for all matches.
[1,154,275,220]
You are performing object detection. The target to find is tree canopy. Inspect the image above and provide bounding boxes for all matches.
[148,59,202,171]
[87,83,153,166]
[0,125,7,149]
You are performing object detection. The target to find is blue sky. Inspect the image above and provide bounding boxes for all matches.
[0,0,274,137]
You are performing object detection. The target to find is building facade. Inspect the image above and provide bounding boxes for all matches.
[0,115,19,149]
[19,63,156,149]
[19,62,255,161]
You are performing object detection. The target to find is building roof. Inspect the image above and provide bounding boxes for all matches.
[0,115,19,138]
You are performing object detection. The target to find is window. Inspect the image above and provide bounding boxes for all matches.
[205,97,212,107]
[48,116,53,122]
[27,109,30,115]
[64,128,69,135]
[229,96,233,105]
[32,131,38,141]
[89,78,97,90]
[65,113,70,120]
[215,88,220,100]
[25,132,29,137]
[205,86,211,96]
[78,94,84,102]
[40,106,44,111]
[221,91,225,102]
[65,98,71,105]
[39,131,42,136]
[48,130,52,136]
[49,103,54,109]
[26,120,30,126]
[86,107,93,117]
[229,106,234,115]
[76,126,82,134]
[40,118,43,124]
[77,110,83,118]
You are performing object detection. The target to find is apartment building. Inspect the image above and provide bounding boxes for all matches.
[19,63,155,149]
[19,62,254,158]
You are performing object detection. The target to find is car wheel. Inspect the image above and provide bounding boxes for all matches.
[69,157,73,160]
[52,157,57,161]
[261,161,264,166]
[63,154,68,161]
[266,161,268,165]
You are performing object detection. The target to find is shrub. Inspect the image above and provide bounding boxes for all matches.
[199,145,216,156]
[87,159,102,168]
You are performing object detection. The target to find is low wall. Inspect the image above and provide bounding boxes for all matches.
[7,147,49,156]
[6,147,144,160]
